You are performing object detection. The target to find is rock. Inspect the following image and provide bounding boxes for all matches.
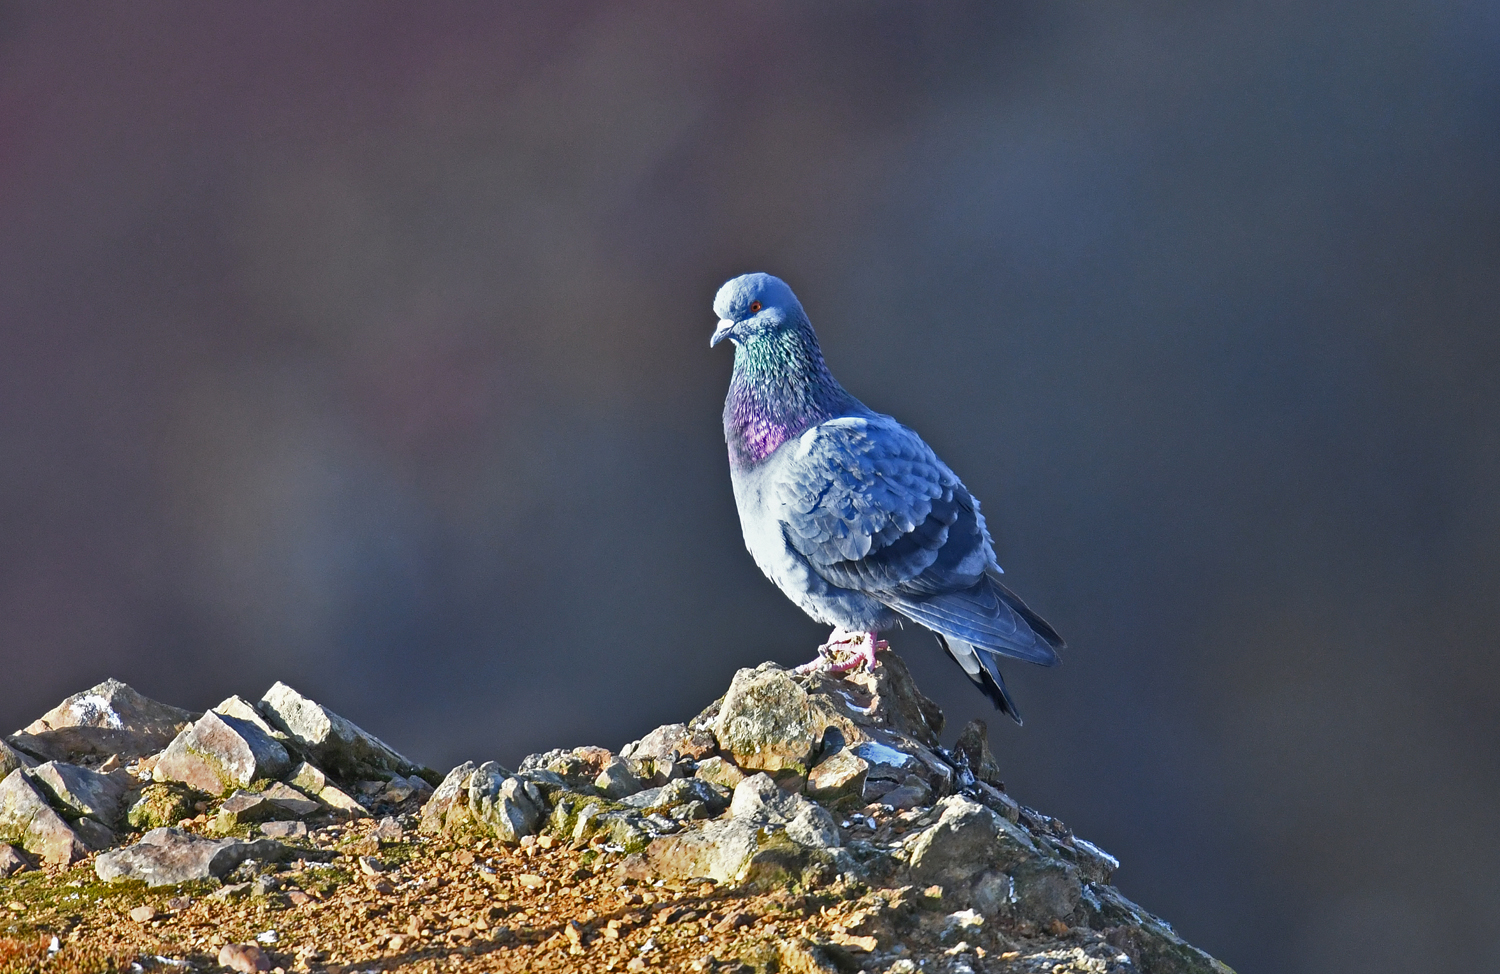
[218,942,272,973]
[30,760,128,826]
[622,777,729,816]
[593,757,645,799]
[879,774,933,810]
[7,678,196,763]
[212,696,287,740]
[418,761,476,833]
[0,843,34,876]
[71,816,116,850]
[712,665,819,781]
[804,747,869,805]
[129,905,157,923]
[381,775,421,802]
[258,682,425,781]
[261,781,322,817]
[370,816,403,843]
[1076,883,1236,974]
[213,790,283,831]
[0,740,35,778]
[952,718,1004,788]
[802,649,945,749]
[259,820,307,839]
[127,782,199,830]
[518,746,616,790]
[153,710,290,796]
[549,794,655,854]
[729,773,840,849]
[0,769,87,865]
[694,756,744,791]
[95,828,290,886]
[907,796,1035,888]
[637,773,845,889]
[1009,858,1082,924]
[620,722,716,785]
[286,761,366,818]
[467,763,546,843]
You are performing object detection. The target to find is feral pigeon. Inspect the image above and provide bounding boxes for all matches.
[711,272,1062,723]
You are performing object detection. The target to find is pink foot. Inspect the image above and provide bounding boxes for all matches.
[794,629,888,675]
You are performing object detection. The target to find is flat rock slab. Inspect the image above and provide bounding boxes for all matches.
[95,828,290,886]
[0,769,87,865]
[260,682,423,781]
[8,678,195,763]
[31,760,128,826]
[153,710,290,797]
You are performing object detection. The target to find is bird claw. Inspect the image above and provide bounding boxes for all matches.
[794,630,886,675]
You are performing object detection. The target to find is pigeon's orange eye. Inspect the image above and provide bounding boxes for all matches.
[749,301,761,313]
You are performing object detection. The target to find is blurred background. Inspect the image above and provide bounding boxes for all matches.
[3,2,1498,970]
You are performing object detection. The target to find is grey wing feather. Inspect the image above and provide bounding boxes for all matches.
[776,416,1060,666]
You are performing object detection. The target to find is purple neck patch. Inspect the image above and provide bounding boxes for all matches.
[722,324,853,469]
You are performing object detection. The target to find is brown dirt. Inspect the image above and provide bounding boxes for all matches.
[0,804,1089,973]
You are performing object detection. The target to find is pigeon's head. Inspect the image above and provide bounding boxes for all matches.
[710,273,807,348]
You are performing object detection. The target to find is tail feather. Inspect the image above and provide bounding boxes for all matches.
[937,633,1023,725]
[883,574,1062,667]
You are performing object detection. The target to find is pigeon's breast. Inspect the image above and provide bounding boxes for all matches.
[729,441,897,630]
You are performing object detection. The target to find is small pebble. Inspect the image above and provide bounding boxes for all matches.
[128,905,156,923]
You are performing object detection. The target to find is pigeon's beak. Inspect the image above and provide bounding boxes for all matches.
[710,318,735,347]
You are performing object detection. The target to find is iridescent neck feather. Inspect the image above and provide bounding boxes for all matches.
[724,319,858,468]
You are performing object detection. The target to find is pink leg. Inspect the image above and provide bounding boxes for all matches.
[794,629,888,675]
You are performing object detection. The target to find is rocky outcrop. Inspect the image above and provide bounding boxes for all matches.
[409,649,1231,972]
[0,663,1232,974]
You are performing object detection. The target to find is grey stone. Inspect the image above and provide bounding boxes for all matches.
[0,740,36,778]
[0,842,35,876]
[71,816,116,850]
[212,696,285,740]
[214,790,284,830]
[258,682,424,781]
[1009,858,1082,924]
[907,796,1035,888]
[31,760,128,826]
[622,776,729,814]
[259,820,307,840]
[418,761,476,833]
[261,781,322,817]
[712,665,819,780]
[805,747,869,804]
[0,768,87,865]
[729,773,840,849]
[285,761,366,818]
[95,827,290,886]
[638,812,848,888]
[880,774,933,810]
[7,678,196,763]
[468,762,545,843]
[953,718,1004,789]
[517,746,615,790]
[153,710,290,797]
[694,756,744,791]
[593,757,644,799]
[620,722,716,785]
